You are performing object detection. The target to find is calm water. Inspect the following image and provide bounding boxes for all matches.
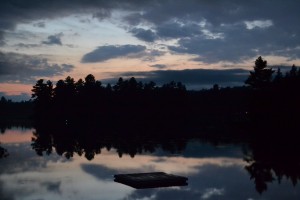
[0,127,299,200]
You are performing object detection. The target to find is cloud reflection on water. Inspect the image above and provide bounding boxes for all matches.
[0,128,300,199]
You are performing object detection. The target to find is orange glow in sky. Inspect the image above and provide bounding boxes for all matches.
[0,128,34,144]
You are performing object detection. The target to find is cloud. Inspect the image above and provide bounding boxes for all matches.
[1,1,300,63]
[41,181,61,193]
[0,31,5,46]
[33,21,45,28]
[0,180,14,200]
[244,20,273,30]
[201,188,224,199]
[129,28,157,42]
[167,20,300,63]
[92,8,112,20]
[122,1,300,62]
[123,164,299,200]
[81,164,118,180]
[156,21,203,39]
[0,51,74,83]
[121,165,237,200]
[15,43,41,48]
[0,1,142,33]
[104,68,248,89]
[149,64,168,69]
[42,33,63,45]
[138,49,166,62]
[81,45,147,63]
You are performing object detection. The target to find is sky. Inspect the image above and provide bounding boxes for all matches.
[1,0,300,101]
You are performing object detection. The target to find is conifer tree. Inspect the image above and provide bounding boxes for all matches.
[245,56,274,89]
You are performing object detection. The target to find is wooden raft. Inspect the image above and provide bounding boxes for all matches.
[114,172,188,189]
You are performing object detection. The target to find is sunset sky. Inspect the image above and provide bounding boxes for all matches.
[1,0,300,101]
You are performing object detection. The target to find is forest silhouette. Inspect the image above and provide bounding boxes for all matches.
[1,56,300,193]
[24,56,300,139]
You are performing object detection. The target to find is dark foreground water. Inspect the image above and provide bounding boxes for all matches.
[0,127,299,200]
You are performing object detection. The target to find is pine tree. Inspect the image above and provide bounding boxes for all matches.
[273,68,283,83]
[245,56,274,89]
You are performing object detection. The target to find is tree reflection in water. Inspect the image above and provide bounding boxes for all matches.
[29,119,300,194]
[244,141,300,194]
[0,145,8,158]
[31,119,190,160]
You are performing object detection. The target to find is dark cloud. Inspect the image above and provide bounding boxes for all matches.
[149,64,168,69]
[0,0,142,32]
[41,181,61,193]
[0,1,300,63]
[81,45,146,63]
[137,49,166,62]
[122,1,300,62]
[65,44,77,48]
[105,68,248,89]
[0,31,5,46]
[42,33,63,45]
[0,51,74,83]
[168,22,300,63]
[15,43,41,48]
[0,1,299,30]
[129,28,157,42]
[133,50,165,62]
[156,21,203,39]
[102,68,247,90]
[92,8,112,20]
[33,21,45,28]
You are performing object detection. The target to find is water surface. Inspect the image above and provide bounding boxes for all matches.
[0,127,299,200]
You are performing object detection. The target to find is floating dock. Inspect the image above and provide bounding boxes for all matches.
[114,172,188,189]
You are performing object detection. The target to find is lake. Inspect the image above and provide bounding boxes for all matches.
[0,126,299,200]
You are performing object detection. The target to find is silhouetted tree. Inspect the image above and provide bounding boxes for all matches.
[1,96,7,103]
[31,79,53,116]
[273,68,283,83]
[289,64,297,77]
[105,83,112,92]
[213,84,220,91]
[84,74,96,86]
[161,81,186,92]
[75,78,84,93]
[245,56,274,89]
[144,81,156,91]
[32,79,53,103]
[0,145,8,158]
[113,77,124,92]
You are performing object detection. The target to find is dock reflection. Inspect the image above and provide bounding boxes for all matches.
[27,119,300,194]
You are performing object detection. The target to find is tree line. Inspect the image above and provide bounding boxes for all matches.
[1,56,300,137]
[0,96,33,132]
[30,56,300,126]
[31,74,187,113]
